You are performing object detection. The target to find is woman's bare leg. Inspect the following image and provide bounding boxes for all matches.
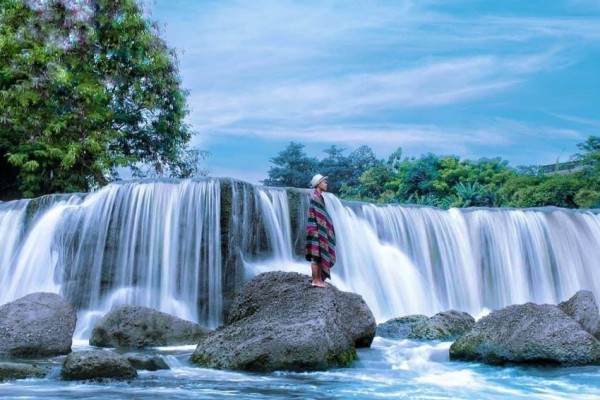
[311,262,327,287]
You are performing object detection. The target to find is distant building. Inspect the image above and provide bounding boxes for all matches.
[537,160,586,175]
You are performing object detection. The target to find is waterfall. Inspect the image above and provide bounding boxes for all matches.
[318,197,600,320]
[256,188,293,261]
[0,200,28,279]
[1,179,599,333]
[0,180,225,335]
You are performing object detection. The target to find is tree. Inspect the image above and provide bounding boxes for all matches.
[346,145,380,187]
[317,145,351,194]
[0,0,202,198]
[395,153,441,200]
[574,189,600,208]
[574,135,600,184]
[352,163,396,202]
[262,142,317,188]
[505,174,584,208]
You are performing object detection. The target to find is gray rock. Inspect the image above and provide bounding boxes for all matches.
[0,362,49,381]
[409,310,475,340]
[190,271,376,372]
[124,353,170,371]
[0,292,77,358]
[558,290,600,337]
[89,305,210,348]
[60,350,137,381]
[450,303,600,366]
[377,315,429,339]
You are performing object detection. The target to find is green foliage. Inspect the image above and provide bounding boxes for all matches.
[263,135,599,210]
[353,163,396,202]
[574,189,600,209]
[262,142,383,195]
[0,0,203,198]
[318,145,352,194]
[503,173,584,208]
[261,142,318,188]
[574,135,600,185]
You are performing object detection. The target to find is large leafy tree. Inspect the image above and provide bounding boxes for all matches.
[262,142,317,188]
[0,0,202,198]
[317,145,351,194]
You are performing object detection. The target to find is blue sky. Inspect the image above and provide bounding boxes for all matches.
[150,0,600,184]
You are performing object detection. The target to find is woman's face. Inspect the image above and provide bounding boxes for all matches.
[318,180,328,191]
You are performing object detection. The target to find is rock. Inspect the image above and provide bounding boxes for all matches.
[0,292,77,358]
[450,303,600,366]
[60,351,138,381]
[408,310,475,340]
[377,315,428,339]
[89,305,211,348]
[124,353,170,371]
[190,271,376,372]
[0,362,49,381]
[558,290,600,337]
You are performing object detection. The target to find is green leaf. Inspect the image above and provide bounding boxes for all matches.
[23,160,39,172]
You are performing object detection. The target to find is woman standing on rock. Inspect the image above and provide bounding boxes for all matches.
[305,174,336,288]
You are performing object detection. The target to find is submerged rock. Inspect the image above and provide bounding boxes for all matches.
[0,292,77,358]
[450,303,600,366]
[0,362,49,381]
[60,350,137,381]
[408,310,475,340]
[190,271,376,372]
[558,290,600,338]
[124,353,170,371]
[89,305,210,348]
[377,315,429,339]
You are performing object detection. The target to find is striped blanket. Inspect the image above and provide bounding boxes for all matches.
[305,190,336,280]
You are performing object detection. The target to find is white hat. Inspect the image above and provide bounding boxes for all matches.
[310,174,327,188]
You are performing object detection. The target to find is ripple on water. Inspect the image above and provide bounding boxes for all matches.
[2,338,600,399]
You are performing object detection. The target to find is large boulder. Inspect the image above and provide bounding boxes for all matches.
[377,315,428,339]
[558,290,600,338]
[0,292,77,358]
[89,305,210,348]
[408,310,475,340]
[450,303,600,366]
[0,362,49,381]
[60,351,137,381]
[190,271,376,372]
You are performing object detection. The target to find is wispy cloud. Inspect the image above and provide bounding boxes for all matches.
[190,51,565,133]
[547,112,600,128]
[167,1,599,136]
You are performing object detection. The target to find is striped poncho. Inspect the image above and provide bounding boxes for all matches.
[305,189,336,280]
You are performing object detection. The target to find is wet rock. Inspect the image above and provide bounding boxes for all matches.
[89,305,210,348]
[408,310,475,340]
[190,271,376,372]
[60,350,137,381]
[0,362,49,381]
[124,353,170,371]
[377,315,428,339]
[0,292,77,358]
[450,303,600,366]
[558,290,600,338]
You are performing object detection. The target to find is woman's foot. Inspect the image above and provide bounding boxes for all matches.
[311,281,327,288]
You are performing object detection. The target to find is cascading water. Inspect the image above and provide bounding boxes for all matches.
[0,180,225,337]
[0,200,28,282]
[249,191,600,321]
[1,178,599,338]
[226,186,600,322]
[256,187,293,261]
